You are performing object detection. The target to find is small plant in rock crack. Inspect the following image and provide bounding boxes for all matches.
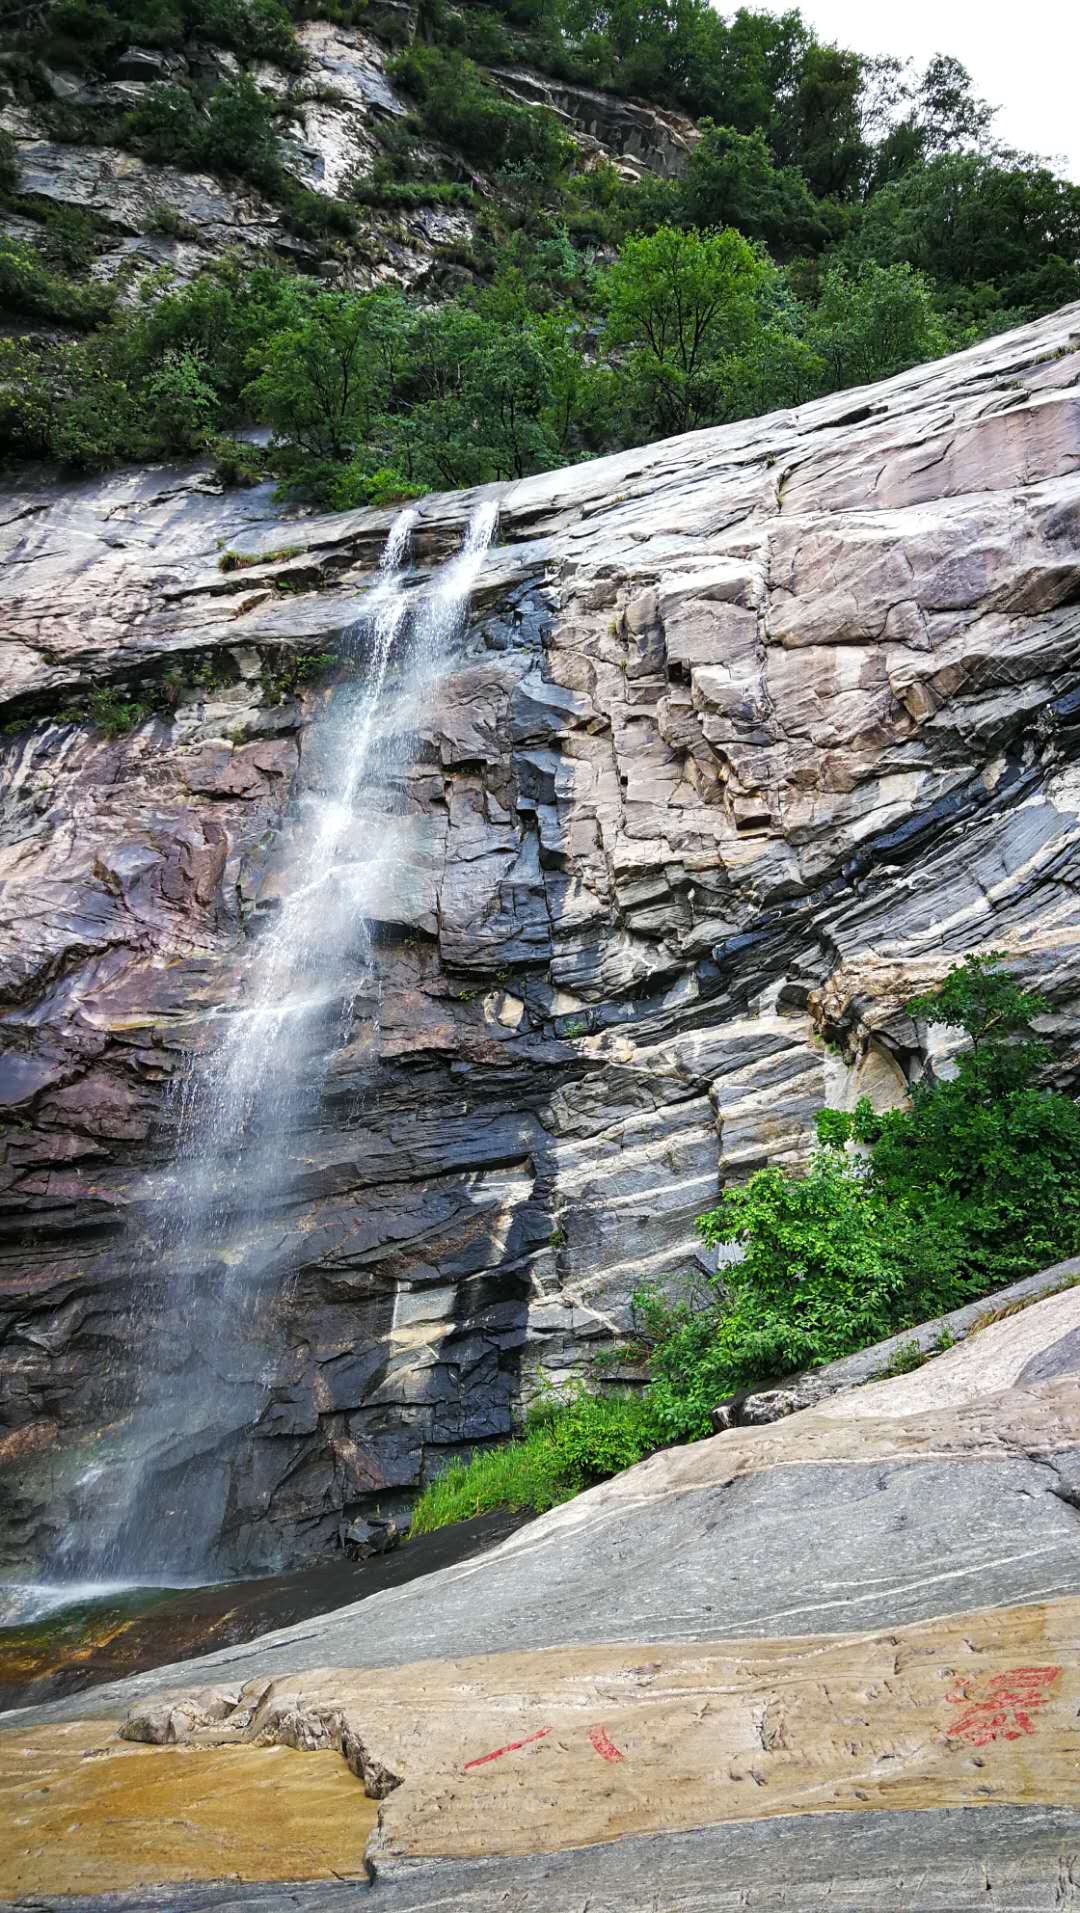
[61,686,151,735]
[259,650,334,705]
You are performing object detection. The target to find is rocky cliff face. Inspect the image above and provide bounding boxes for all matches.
[2,301,1079,1573]
[0,18,694,298]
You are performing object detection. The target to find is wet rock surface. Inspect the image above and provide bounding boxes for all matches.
[2,303,1080,1572]
[0,1512,526,1711]
[6,1283,1080,1910]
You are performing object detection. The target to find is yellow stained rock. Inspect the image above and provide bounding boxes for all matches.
[0,1718,374,1900]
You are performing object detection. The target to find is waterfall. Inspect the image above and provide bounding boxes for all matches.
[53,500,498,1589]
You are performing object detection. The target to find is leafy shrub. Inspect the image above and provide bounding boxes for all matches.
[403,960,1078,1536]
[0,128,19,196]
[389,44,572,183]
[146,201,201,238]
[349,177,477,211]
[201,71,283,187]
[0,236,114,327]
[124,75,291,197]
[259,647,334,702]
[123,83,204,166]
[409,1388,657,1534]
[638,954,1080,1440]
[60,687,150,735]
[18,0,303,72]
[139,347,221,450]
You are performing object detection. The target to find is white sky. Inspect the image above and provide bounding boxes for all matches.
[793,0,1080,182]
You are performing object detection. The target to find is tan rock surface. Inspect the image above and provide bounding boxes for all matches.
[121,1598,1078,1869]
[0,1718,374,1899]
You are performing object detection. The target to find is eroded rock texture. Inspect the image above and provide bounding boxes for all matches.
[2,302,1080,1572]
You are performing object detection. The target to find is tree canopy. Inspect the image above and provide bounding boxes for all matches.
[2,0,1078,497]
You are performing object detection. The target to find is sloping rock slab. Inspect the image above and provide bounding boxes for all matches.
[6,1287,1080,1909]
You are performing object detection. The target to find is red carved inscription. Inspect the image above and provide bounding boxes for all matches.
[587,1724,625,1763]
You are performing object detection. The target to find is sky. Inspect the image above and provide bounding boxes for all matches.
[795,0,1080,182]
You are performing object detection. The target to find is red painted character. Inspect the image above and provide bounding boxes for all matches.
[944,1665,1061,1746]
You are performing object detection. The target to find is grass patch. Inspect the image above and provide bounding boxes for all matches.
[409,1390,656,1536]
[218,545,304,571]
[868,1326,954,1382]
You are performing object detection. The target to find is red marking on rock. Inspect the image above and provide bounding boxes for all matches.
[944,1665,1061,1746]
[588,1724,625,1763]
[463,1727,551,1771]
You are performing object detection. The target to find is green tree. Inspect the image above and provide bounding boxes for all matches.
[806,259,948,389]
[601,223,768,436]
[789,40,867,199]
[202,72,283,188]
[871,53,997,187]
[636,955,1080,1440]
[836,954,1080,1287]
[848,152,1080,319]
[243,288,409,463]
[680,121,827,253]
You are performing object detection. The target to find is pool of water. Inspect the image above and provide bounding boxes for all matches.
[0,1510,529,1713]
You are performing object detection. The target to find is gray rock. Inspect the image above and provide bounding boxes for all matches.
[9,1290,1080,1911]
[2,302,1080,1572]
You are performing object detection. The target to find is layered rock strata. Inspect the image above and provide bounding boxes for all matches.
[7,1279,1080,1909]
[2,301,1080,1570]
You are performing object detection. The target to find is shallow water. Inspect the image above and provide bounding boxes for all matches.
[0,1580,184,1629]
[0,1510,529,1713]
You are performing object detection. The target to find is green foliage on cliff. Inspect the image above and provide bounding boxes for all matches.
[14,0,305,74]
[2,1,1079,489]
[409,1387,657,1533]
[0,236,949,494]
[411,957,1080,1529]
[389,42,572,180]
[641,955,1080,1441]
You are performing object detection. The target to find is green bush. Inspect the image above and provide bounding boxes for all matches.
[0,236,114,327]
[138,347,220,451]
[0,128,20,196]
[404,958,1078,1536]
[638,954,1080,1440]
[389,44,571,184]
[409,1388,657,1534]
[123,82,204,166]
[16,0,303,72]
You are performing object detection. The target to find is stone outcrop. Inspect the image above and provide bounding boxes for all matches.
[6,1279,1080,1908]
[491,65,699,177]
[0,21,693,299]
[2,302,1080,1572]
[711,1256,1080,1429]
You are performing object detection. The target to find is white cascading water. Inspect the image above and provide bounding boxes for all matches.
[29,500,498,1602]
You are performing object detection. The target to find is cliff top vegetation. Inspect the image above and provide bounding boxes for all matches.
[1,0,1078,501]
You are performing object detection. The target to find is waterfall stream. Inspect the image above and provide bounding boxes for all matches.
[39,501,498,1600]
